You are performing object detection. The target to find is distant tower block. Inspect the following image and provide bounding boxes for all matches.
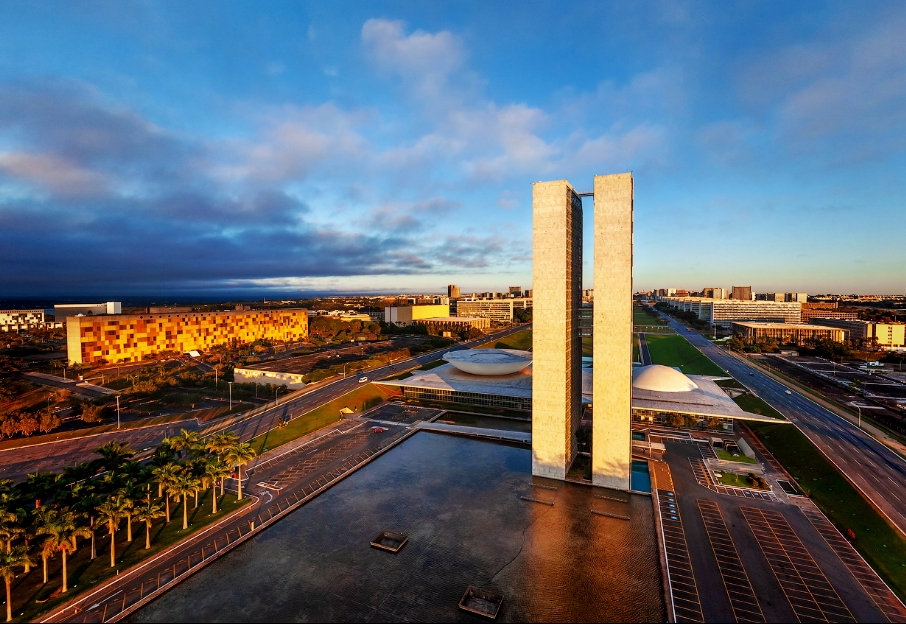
[592,173,633,489]
[531,180,583,480]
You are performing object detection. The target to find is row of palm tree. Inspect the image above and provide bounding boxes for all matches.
[0,429,255,622]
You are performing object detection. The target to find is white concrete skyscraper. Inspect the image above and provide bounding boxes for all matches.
[531,173,633,488]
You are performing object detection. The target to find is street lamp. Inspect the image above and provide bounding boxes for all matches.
[116,395,121,430]
[275,386,281,407]
[228,381,233,411]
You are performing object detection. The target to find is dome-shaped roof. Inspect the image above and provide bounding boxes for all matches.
[442,348,532,376]
[632,365,698,393]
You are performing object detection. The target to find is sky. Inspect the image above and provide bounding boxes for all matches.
[0,1,904,298]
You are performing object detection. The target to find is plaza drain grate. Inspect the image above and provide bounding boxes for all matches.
[459,586,503,619]
[370,530,408,553]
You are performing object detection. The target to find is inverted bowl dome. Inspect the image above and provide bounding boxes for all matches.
[632,364,698,392]
[442,348,532,376]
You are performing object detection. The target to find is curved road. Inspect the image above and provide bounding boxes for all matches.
[0,325,530,481]
[654,309,906,535]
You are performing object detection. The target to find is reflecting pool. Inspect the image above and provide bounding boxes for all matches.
[131,432,664,623]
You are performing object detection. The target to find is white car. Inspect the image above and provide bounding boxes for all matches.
[785,390,792,395]
[358,376,369,383]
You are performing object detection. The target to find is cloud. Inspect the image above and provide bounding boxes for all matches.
[739,9,906,159]
[0,151,108,197]
[361,18,465,99]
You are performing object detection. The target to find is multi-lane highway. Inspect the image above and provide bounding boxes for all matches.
[654,309,906,535]
[0,324,530,481]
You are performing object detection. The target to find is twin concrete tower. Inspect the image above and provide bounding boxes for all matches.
[532,174,633,489]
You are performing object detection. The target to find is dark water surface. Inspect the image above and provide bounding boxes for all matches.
[130,433,664,622]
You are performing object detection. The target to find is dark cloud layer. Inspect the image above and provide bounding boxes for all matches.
[0,81,515,296]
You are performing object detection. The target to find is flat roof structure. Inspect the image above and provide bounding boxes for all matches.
[443,348,532,375]
[378,359,786,424]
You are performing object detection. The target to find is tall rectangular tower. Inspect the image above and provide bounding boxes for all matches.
[532,180,583,480]
[592,173,633,489]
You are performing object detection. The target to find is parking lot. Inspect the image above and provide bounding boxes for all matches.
[656,440,896,622]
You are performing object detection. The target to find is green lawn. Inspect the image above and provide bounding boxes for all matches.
[633,306,664,327]
[716,448,757,464]
[14,490,250,622]
[748,421,906,601]
[477,329,532,351]
[418,359,447,370]
[248,384,396,455]
[732,394,786,420]
[644,334,726,376]
[716,471,767,489]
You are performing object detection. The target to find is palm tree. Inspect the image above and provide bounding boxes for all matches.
[132,501,164,550]
[205,431,239,456]
[0,515,23,554]
[115,488,136,542]
[22,472,60,509]
[222,442,256,501]
[50,511,88,593]
[168,429,201,459]
[169,475,200,530]
[203,459,229,514]
[0,546,34,622]
[95,495,130,567]
[93,441,136,473]
[153,464,182,522]
[69,483,99,559]
[33,507,59,583]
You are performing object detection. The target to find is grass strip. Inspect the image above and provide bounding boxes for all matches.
[716,448,757,464]
[715,471,766,489]
[417,360,447,371]
[732,394,785,420]
[248,384,396,455]
[476,329,532,351]
[15,490,250,623]
[747,421,906,600]
[644,334,726,376]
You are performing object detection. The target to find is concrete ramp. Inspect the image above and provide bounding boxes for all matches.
[415,421,531,444]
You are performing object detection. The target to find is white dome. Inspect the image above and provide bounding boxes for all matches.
[443,349,532,376]
[632,365,698,393]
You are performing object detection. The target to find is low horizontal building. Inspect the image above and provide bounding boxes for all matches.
[455,298,532,322]
[233,368,306,389]
[67,308,309,365]
[809,318,905,349]
[55,301,121,324]
[732,322,848,344]
[384,304,449,326]
[414,316,490,331]
[0,308,45,331]
[664,297,801,326]
[376,350,787,430]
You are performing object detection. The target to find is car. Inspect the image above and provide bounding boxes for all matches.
[785,390,792,395]
[750,372,754,376]
[358,376,368,383]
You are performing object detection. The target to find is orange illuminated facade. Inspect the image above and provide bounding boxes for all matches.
[66,309,308,365]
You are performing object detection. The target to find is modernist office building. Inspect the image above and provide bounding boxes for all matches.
[67,308,309,365]
[532,174,633,489]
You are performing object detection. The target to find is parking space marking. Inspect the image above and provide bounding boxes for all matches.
[652,462,704,623]
[697,500,765,623]
[689,458,775,501]
[798,501,906,623]
[742,506,856,623]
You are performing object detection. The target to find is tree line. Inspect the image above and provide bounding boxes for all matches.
[0,430,255,622]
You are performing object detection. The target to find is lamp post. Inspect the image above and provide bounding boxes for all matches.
[116,395,121,430]
[228,381,233,411]
[275,386,281,407]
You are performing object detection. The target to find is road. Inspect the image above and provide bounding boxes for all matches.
[654,308,906,536]
[0,325,529,481]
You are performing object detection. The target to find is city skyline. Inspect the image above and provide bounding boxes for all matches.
[1,2,905,296]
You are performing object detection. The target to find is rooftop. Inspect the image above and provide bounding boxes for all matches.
[443,348,532,375]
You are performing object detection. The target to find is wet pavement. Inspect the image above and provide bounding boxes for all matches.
[129,432,664,622]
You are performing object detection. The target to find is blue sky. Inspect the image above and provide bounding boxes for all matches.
[1,1,904,297]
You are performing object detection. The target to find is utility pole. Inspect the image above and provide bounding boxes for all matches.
[116,395,121,430]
